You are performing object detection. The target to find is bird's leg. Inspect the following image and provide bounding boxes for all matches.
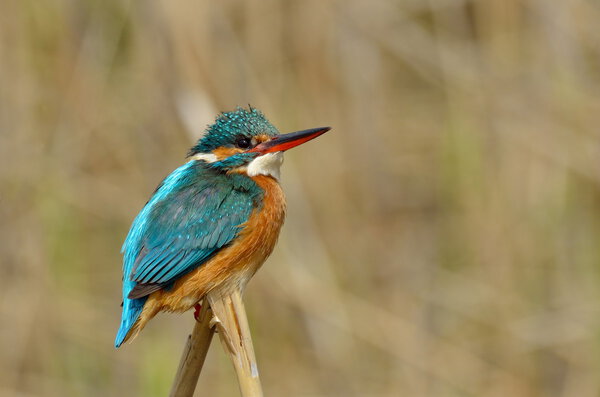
[193,303,202,322]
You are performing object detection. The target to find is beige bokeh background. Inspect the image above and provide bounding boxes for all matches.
[2,1,600,396]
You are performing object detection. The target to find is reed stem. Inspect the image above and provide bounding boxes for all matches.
[207,288,264,397]
[169,302,215,397]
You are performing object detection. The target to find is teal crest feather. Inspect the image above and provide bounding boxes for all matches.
[189,107,279,155]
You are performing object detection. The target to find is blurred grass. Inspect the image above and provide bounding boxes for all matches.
[2,0,600,396]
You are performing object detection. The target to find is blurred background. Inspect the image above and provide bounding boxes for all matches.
[2,0,600,396]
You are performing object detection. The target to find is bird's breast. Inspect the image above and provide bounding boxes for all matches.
[221,174,287,290]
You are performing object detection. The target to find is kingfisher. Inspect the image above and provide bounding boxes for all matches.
[115,107,330,347]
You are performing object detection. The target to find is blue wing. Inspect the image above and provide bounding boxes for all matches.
[115,161,262,347]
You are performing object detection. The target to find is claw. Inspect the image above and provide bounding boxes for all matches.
[193,303,202,321]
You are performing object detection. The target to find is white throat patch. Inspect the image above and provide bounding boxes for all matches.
[247,152,284,180]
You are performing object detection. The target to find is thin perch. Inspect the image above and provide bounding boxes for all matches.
[169,302,215,397]
[169,289,264,397]
[207,288,264,397]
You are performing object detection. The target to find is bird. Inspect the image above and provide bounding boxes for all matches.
[115,107,330,347]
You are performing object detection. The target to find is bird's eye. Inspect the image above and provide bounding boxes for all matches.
[236,137,251,149]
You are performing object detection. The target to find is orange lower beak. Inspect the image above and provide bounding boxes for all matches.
[250,127,330,154]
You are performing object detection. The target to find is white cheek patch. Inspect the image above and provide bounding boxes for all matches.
[246,152,284,180]
[189,153,218,163]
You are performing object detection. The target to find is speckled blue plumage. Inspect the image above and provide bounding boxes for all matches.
[116,108,277,347]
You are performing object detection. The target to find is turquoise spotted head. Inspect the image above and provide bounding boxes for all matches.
[188,107,330,178]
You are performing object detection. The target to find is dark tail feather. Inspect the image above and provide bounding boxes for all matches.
[128,282,164,299]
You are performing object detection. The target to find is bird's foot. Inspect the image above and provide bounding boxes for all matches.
[193,303,202,322]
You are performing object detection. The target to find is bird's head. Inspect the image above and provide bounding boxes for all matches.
[188,107,329,179]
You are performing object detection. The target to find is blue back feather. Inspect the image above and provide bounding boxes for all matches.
[115,160,263,347]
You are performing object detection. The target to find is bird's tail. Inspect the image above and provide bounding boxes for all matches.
[115,297,147,348]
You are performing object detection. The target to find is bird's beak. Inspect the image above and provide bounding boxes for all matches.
[250,127,331,154]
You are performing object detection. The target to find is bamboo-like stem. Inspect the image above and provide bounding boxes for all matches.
[169,302,215,397]
[207,288,264,397]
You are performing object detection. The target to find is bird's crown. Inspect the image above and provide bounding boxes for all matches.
[188,107,279,156]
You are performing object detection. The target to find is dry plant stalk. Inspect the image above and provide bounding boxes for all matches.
[169,303,215,397]
[169,288,263,397]
[207,288,264,397]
